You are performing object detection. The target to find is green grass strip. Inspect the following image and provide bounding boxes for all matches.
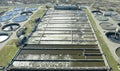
[0,39,18,66]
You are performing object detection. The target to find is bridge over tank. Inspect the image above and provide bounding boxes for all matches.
[5,6,110,71]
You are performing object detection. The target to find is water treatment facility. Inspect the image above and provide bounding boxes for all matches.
[1,0,120,71]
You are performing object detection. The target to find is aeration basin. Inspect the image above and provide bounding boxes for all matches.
[6,11,19,16]
[92,10,103,15]
[0,15,11,22]
[96,15,108,21]
[116,47,120,58]
[14,7,25,11]
[20,11,33,16]
[99,22,116,30]
[2,23,20,31]
[26,8,37,11]
[111,15,120,21]
[106,32,120,43]
[0,33,10,43]
[12,15,28,22]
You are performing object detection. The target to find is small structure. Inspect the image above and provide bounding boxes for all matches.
[17,35,27,46]
[16,27,27,37]
[35,17,41,23]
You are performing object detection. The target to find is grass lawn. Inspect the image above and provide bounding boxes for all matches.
[86,9,119,71]
[0,39,18,66]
